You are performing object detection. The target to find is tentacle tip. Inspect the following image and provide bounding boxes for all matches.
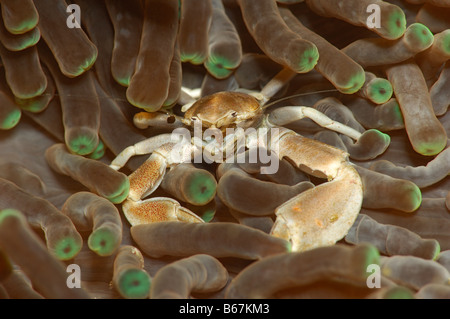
[403,183,422,213]
[116,269,151,299]
[414,139,447,156]
[383,286,415,299]
[88,227,121,256]
[405,23,434,51]
[382,8,406,40]
[365,129,391,146]
[65,128,100,156]
[285,240,293,253]
[0,109,21,130]
[51,236,83,261]
[112,74,131,87]
[88,140,105,160]
[0,208,25,224]
[204,58,234,79]
[180,52,207,65]
[126,90,164,113]
[430,241,441,261]
[359,243,381,271]
[368,79,393,104]
[295,45,319,73]
[185,173,217,206]
[106,178,130,204]
[339,71,366,94]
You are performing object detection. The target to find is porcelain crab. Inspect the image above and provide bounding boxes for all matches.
[110,68,370,252]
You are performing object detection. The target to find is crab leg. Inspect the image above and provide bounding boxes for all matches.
[267,104,391,160]
[268,130,363,252]
[268,106,363,140]
[126,142,196,200]
[123,197,204,226]
[110,133,179,171]
[121,141,204,226]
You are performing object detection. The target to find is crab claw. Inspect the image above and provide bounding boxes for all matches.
[270,132,363,252]
[127,152,167,202]
[123,197,205,226]
[127,142,195,202]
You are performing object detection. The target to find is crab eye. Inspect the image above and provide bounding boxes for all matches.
[191,117,198,121]
[231,112,237,117]
[167,115,175,124]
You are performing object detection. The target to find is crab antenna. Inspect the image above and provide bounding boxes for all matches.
[258,66,340,109]
[260,88,340,111]
[259,67,298,105]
